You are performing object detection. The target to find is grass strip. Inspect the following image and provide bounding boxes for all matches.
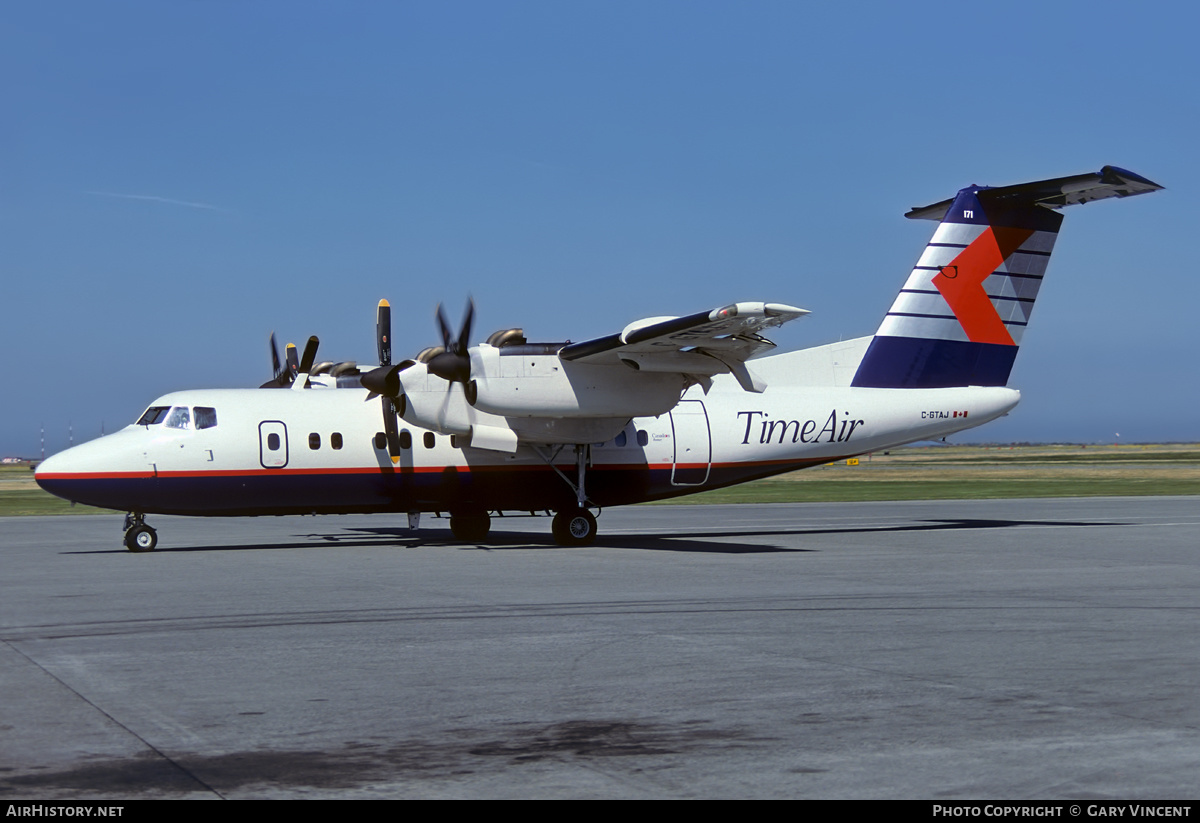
[648,477,1200,505]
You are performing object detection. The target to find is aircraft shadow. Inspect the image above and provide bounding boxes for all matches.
[63,516,1126,556]
[444,517,1126,554]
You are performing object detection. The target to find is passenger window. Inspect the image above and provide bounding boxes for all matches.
[399,430,412,450]
[165,407,191,430]
[615,431,627,447]
[424,432,435,449]
[331,433,343,450]
[137,406,169,426]
[374,432,386,450]
[450,435,459,449]
[636,430,648,447]
[309,433,321,450]
[268,433,281,451]
[194,407,217,429]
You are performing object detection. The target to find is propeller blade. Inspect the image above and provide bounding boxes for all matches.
[383,399,400,464]
[377,299,391,367]
[270,332,283,380]
[260,332,292,387]
[285,343,299,381]
[436,303,454,351]
[437,380,454,430]
[298,336,320,375]
[457,299,474,354]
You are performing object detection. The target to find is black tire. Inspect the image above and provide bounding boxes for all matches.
[552,508,597,547]
[124,525,157,553]
[449,513,491,542]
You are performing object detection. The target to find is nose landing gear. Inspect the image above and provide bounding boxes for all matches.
[123,513,157,552]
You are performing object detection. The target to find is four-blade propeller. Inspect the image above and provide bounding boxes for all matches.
[261,334,317,388]
[265,298,476,460]
[427,300,474,385]
[427,299,477,405]
[359,300,406,463]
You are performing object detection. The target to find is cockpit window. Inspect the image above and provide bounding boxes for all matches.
[194,407,217,429]
[138,405,214,429]
[137,406,170,426]
[164,407,191,430]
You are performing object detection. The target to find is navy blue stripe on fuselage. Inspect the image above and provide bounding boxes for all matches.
[36,459,829,518]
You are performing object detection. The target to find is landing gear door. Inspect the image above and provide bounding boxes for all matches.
[259,421,288,469]
[670,400,711,486]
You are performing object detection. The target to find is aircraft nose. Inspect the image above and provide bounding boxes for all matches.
[34,451,76,503]
[34,433,153,511]
[34,448,85,500]
[34,450,69,485]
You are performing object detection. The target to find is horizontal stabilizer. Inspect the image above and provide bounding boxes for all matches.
[905,165,1163,221]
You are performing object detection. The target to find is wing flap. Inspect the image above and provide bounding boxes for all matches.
[560,302,808,364]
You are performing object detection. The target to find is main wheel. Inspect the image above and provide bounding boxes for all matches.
[552,508,597,547]
[124,525,158,553]
[449,512,491,542]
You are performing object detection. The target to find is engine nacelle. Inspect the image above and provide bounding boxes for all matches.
[393,354,676,452]
[395,363,474,436]
[468,344,686,419]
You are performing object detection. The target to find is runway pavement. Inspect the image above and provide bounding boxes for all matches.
[2,497,1198,799]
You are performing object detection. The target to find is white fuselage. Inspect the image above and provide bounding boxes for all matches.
[35,338,1019,517]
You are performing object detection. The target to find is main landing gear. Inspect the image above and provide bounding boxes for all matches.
[449,511,491,542]
[443,445,602,547]
[443,507,596,546]
[541,444,599,547]
[123,512,157,553]
[551,507,597,547]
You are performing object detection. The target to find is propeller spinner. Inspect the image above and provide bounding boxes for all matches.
[427,299,478,404]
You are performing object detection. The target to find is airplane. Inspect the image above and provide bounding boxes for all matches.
[34,166,1163,552]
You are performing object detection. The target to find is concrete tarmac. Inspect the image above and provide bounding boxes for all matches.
[1,497,1198,799]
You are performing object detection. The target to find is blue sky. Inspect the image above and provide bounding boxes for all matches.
[4,1,1196,457]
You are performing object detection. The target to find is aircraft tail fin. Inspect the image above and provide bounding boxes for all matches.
[850,166,1161,389]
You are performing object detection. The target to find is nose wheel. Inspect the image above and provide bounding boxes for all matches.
[123,513,158,553]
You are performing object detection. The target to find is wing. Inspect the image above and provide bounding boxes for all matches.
[558,301,808,392]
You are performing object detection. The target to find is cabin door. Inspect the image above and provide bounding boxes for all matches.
[670,400,711,485]
[258,421,289,469]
